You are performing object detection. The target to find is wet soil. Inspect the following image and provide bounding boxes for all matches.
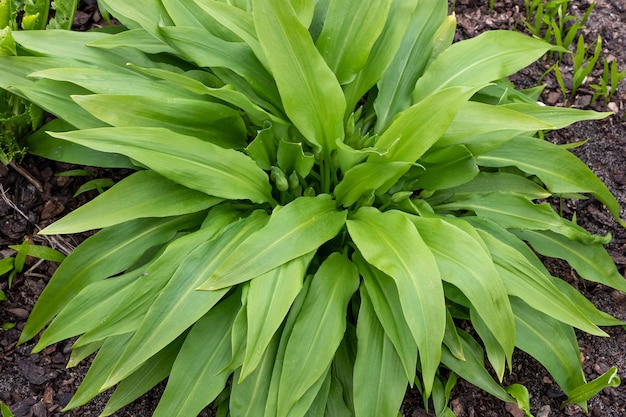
[1,1,626,416]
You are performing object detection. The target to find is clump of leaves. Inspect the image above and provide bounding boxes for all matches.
[1,1,624,416]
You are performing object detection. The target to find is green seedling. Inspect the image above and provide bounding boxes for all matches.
[1,238,66,286]
[590,59,626,103]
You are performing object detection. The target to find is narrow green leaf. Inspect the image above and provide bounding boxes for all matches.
[316,0,391,85]
[511,297,586,395]
[410,216,515,372]
[64,332,134,410]
[354,252,418,382]
[200,195,346,290]
[515,229,626,292]
[278,253,359,417]
[478,136,625,225]
[441,330,513,403]
[347,207,445,396]
[342,0,418,111]
[20,214,202,344]
[42,171,221,234]
[86,28,176,54]
[565,367,621,411]
[253,0,345,153]
[152,293,241,417]
[374,0,446,131]
[73,94,247,149]
[353,286,408,417]
[502,103,611,128]
[50,127,274,204]
[242,252,313,380]
[101,334,186,417]
[413,30,551,102]
[35,272,139,351]
[97,0,173,35]
[104,211,268,389]
[413,145,479,190]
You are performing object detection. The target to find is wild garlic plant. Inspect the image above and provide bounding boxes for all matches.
[0,1,623,416]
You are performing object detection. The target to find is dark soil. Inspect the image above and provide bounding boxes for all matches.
[1,1,626,416]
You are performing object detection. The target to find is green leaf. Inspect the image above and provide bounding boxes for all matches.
[241,252,313,380]
[199,195,346,290]
[478,136,625,225]
[413,145,479,190]
[335,161,411,208]
[253,0,345,153]
[73,94,247,149]
[101,334,186,416]
[440,330,513,403]
[152,293,241,417]
[342,0,418,111]
[353,286,408,417]
[347,207,445,396]
[103,211,268,389]
[371,86,475,164]
[20,214,203,344]
[42,171,221,233]
[374,0,446,131]
[354,252,418,382]
[316,0,391,85]
[1,401,13,417]
[502,104,611,129]
[511,297,586,396]
[515,230,626,292]
[410,216,515,374]
[86,28,177,54]
[565,367,621,411]
[413,30,551,102]
[97,0,173,35]
[50,127,274,204]
[277,253,359,417]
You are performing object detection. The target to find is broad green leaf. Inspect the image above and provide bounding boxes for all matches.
[565,367,621,411]
[157,26,280,109]
[434,192,600,243]
[478,136,625,225]
[230,335,280,417]
[413,145,479,190]
[101,334,186,416]
[276,139,315,178]
[410,216,515,372]
[335,161,411,208]
[103,211,268,389]
[437,101,555,150]
[200,195,346,290]
[86,28,177,54]
[27,119,135,168]
[354,286,407,417]
[503,103,611,129]
[152,293,241,417]
[128,64,286,127]
[413,30,551,102]
[441,330,513,403]
[316,0,391,85]
[50,127,274,204]
[278,253,359,417]
[42,171,221,233]
[511,297,586,395]
[374,0,446,131]
[242,253,314,380]
[289,0,314,28]
[371,87,474,163]
[97,0,173,35]
[253,0,345,153]
[347,207,445,395]
[473,224,606,336]
[162,0,244,41]
[354,252,417,381]
[342,0,418,111]
[429,172,551,205]
[20,214,203,344]
[515,230,626,292]
[30,67,200,99]
[73,94,247,149]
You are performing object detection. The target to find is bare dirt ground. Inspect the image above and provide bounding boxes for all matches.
[1,1,625,416]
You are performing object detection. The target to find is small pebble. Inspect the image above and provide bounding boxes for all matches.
[537,405,551,417]
[607,102,619,113]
